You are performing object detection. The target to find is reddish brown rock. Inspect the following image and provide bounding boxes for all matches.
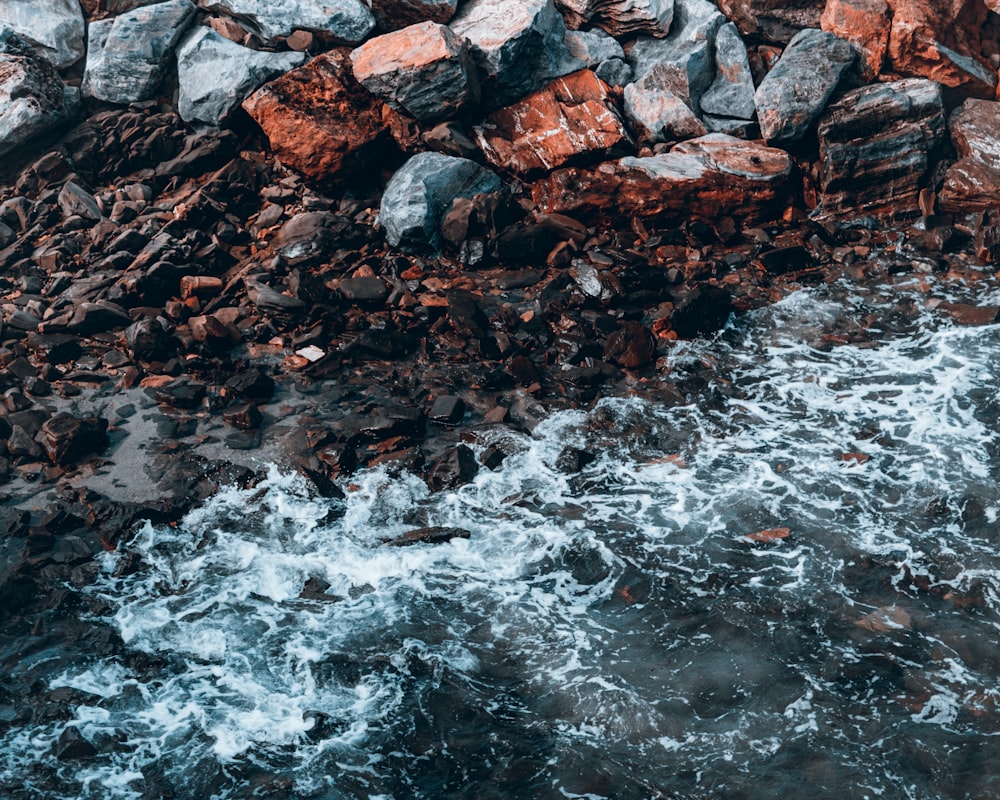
[242,49,387,182]
[886,0,996,98]
[940,99,1000,213]
[714,0,821,42]
[370,0,458,30]
[820,0,889,80]
[532,133,792,221]
[474,70,628,176]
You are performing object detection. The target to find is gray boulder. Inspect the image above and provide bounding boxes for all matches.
[0,0,85,68]
[555,0,674,37]
[626,0,724,112]
[199,0,375,45]
[83,0,196,104]
[176,26,305,125]
[450,0,574,107]
[700,22,755,121]
[624,68,708,143]
[754,28,857,144]
[58,181,102,221]
[351,21,478,122]
[379,152,502,250]
[0,31,79,158]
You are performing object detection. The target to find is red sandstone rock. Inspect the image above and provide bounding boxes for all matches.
[242,49,387,182]
[820,0,890,80]
[532,133,791,221]
[940,99,1000,213]
[886,0,996,98]
[474,70,629,176]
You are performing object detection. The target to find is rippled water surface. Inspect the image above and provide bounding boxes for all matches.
[6,277,1000,799]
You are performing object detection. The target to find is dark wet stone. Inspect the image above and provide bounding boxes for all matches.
[54,726,98,761]
[671,285,734,338]
[25,333,81,365]
[7,425,44,460]
[507,355,541,387]
[337,277,389,304]
[426,444,479,491]
[223,403,262,431]
[126,318,176,362]
[225,368,275,401]
[759,245,812,274]
[153,381,206,410]
[556,446,597,473]
[66,301,131,336]
[480,444,507,469]
[429,395,466,424]
[384,526,471,547]
[40,413,109,466]
[603,321,655,369]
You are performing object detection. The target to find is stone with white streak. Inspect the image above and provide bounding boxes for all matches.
[379,152,503,250]
[555,0,674,37]
[176,26,305,125]
[0,0,85,68]
[475,70,629,175]
[83,0,196,104]
[0,30,79,157]
[199,0,375,45]
[351,21,478,123]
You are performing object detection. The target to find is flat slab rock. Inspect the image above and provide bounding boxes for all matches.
[350,21,478,122]
[199,0,375,44]
[816,78,945,219]
[242,48,387,181]
[0,30,79,158]
[176,26,304,125]
[0,0,86,68]
[532,133,791,221]
[474,69,629,176]
[940,98,1000,213]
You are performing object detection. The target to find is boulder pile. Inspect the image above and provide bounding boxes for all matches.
[1,0,1000,543]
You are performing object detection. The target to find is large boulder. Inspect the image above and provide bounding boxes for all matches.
[0,30,79,157]
[450,0,574,107]
[379,152,502,250]
[0,0,85,68]
[886,0,995,99]
[623,69,708,143]
[700,22,756,122]
[242,49,387,181]
[351,21,479,122]
[625,0,725,113]
[555,0,674,37]
[820,0,890,81]
[754,28,857,144]
[176,26,305,125]
[939,99,1000,213]
[815,78,945,219]
[198,0,375,45]
[82,0,196,104]
[532,133,792,221]
[474,70,629,176]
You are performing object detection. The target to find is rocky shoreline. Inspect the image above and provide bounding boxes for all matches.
[2,0,1000,701]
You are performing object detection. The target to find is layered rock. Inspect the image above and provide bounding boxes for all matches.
[370,0,458,31]
[715,0,821,41]
[176,27,305,125]
[474,70,629,176]
[623,69,708,143]
[700,21,756,122]
[754,28,857,144]
[820,0,889,81]
[199,0,375,44]
[532,133,792,221]
[815,78,945,219]
[379,151,502,249]
[626,0,725,113]
[0,0,86,68]
[351,22,478,123]
[555,0,674,37]
[886,0,996,99]
[940,99,1000,213]
[82,0,196,104]
[243,49,387,181]
[0,31,79,157]
[450,0,574,107]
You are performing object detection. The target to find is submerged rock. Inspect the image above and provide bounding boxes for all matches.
[379,151,502,250]
[0,31,79,157]
[816,78,945,220]
[82,0,196,104]
[176,26,305,125]
[0,0,86,68]
[533,133,791,221]
[351,21,479,122]
[243,49,387,181]
[199,0,375,45]
[754,28,857,144]
[475,70,629,176]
